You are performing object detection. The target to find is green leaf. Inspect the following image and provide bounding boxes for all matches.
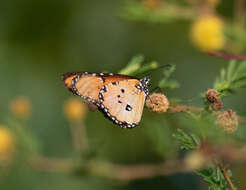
[173,129,200,150]
[213,60,246,98]
[197,167,231,190]
[158,65,179,90]
[119,55,159,76]
[119,55,143,75]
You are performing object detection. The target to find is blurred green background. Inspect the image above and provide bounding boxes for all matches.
[0,0,245,190]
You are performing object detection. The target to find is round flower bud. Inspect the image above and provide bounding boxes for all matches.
[146,93,169,113]
[190,15,225,51]
[206,89,219,103]
[9,96,31,119]
[63,98,87,121]
[216,109,238,133]
[205,89,223,111]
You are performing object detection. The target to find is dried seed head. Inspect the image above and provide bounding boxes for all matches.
[206,89,219,103]
[146,93,169,113]
[216,109,238,133]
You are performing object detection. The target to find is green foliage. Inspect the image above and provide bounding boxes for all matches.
[224,24,246,49]
[172,128,200,150]
[197,167,231,190]
[173,128,236,190]
[7,119,41,157]
[118,54,158,76]
[214,60,246,98]
[158,65,180,89]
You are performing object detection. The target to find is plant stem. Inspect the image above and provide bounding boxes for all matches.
[69,121,88,152]
[216,161,237,190]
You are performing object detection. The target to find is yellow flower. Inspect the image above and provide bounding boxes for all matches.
[0,126,15,161]
[63,98,87,121]
[9,96,32,119]
[190,15,225,51]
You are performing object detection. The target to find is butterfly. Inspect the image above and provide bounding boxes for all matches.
[62,72,150,128]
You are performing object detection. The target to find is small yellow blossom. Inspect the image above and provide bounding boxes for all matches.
[190,15,225,51]
[63,98,87,121]
[9,96,31,119]
[0,126,15,161]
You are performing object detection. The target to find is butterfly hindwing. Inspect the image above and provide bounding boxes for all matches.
[98,79,146,128]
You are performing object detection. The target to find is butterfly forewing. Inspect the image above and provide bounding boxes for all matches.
[62,72,136,104]
[62,72,80,92]
[99,79,146,128]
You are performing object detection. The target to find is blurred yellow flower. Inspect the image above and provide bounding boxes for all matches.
[63,98,87,121]
[190,15,225,51]
[185,151,206,170]
[0,126,15,161]
[9,96,32,119]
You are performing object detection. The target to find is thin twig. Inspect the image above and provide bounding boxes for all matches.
[216,161,237,190]
[207,51,246,61]
[87,160,191,181]
[168,104,246,124]
[28,156,192,180]
[29,156,75,173]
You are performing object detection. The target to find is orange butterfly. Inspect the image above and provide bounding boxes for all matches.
[62,72,150,128]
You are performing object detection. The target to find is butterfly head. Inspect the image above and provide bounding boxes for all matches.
[139,77,150,95]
